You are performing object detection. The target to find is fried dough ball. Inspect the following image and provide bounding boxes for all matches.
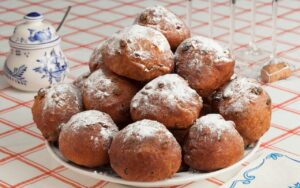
[175,36,235,97]
[183,114,244,171]
[135,5,190,50]
[109,119,181,181]
[102,24,174,81]
[212,77,271,145]
[131,74,202,129]
[59,110,118,168]
[32,83,83,141]
[83,65,139,125]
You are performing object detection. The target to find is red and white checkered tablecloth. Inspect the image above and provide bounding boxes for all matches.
[0,0,299,187]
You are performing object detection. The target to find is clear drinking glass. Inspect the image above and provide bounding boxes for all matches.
[186,0,192,29]
[229,0,236,52]
[267,0,280,64]
[209,0,213,38]
[234,0,269,62]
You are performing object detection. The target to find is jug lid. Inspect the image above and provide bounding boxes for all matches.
[9,12,59,47]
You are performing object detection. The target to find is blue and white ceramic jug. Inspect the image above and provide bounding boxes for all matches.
[4,12,68,91]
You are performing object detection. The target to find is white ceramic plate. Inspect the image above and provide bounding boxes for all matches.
[46,139,261,187]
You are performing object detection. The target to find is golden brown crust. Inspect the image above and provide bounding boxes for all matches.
[89,41,105,72]
[59,110,118,168]
[135,5,190,51]
[31,83,83,141]
[73,72,90,92]
[102,25,174,81]
[130,74,203,129]
[183,114,244,171]
[212,77,272,145]
[83,65,139,125]
[109,120,181,181]
[175,36,235,97]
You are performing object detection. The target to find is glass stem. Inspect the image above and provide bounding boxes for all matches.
[272,0,278,59]
[229,0,235,52]
[250,0,257,49]
[209,0,213,38]
[186,0,192,29]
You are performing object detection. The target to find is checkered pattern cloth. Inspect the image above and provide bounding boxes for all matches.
[0,0,299,187]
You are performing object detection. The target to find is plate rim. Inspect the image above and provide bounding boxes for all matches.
[46,139,261,187]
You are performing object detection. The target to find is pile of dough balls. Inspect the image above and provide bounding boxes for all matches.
[32,5,271,182]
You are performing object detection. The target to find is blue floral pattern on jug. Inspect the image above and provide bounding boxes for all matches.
[229,153,300,188]
[289,182,300,188]
[33,49,67,84]
[28,27,52,43]
[4,62,27,85]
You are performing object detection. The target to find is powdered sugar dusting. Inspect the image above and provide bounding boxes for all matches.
[223,77,258,98]
[122,119,173,141]
[185,55,203,70]
[138,5,183,30]
[83,69,112,99]
[89,41,104,71]
[178,36,231,63]
[219,77,262,114]
[194,114,235,140]
[64,110,117,144]
[73,72,90,91]
[133,50,151,60]
[105,25,170,58]
[131,74,201,115]
[67,110,113,129]
[41,83,82,111]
